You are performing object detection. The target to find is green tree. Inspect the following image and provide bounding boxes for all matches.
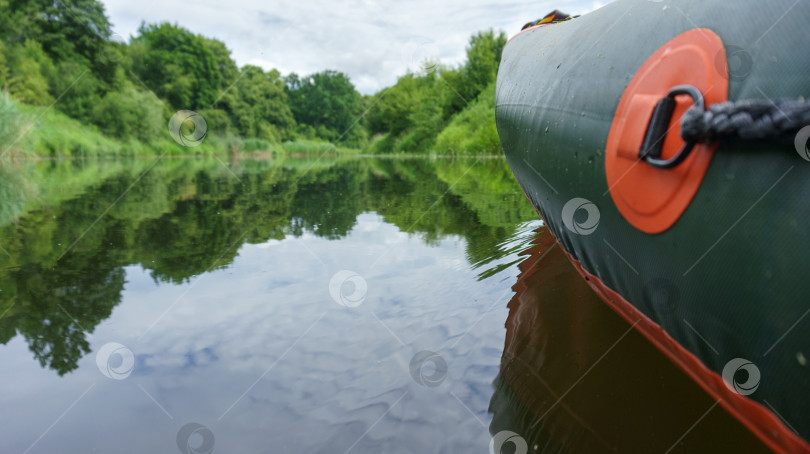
[229,65,295,141]
[202,37,240,86]
[463,29,507,99]
[199,37,240,136]
[364,70,446,152]
[285,70,363,143]
[362,28,511,155]
[51,60,102,122]
[1,0,120,89]
[366,73,422,136]
[443,29,507,117]
[5,39,55,105]
[130,22,222,109]
[3,0,112,63]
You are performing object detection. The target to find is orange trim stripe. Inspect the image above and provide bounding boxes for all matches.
[555,230,810,453]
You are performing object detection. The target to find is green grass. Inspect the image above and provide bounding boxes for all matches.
[3,101,226,158]
[1,96,124,159]
[21,105,129,157]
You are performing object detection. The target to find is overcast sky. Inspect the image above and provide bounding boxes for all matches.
[100,0,608,94]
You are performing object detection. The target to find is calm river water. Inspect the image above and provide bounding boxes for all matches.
[0,156,767,453]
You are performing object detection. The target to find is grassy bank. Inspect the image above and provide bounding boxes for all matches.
[0,80,502,159]
[0,85,498,160]
[0,92,359,160]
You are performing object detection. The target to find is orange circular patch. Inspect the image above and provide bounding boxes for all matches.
[605,29,728,234]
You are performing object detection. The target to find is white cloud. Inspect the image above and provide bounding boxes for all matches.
[101,0,608,94]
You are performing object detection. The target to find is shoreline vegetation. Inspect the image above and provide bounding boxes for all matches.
[0,0,507,160]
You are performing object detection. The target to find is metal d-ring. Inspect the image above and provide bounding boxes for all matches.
[639,85,704,169]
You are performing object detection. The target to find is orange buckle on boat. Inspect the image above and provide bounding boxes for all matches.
[605,29,728,234]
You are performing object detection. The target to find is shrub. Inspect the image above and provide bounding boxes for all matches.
[6,40,55,105]
[433,82,501,155]
[92,84,164,143]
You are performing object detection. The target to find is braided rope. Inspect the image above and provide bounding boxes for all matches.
[680,98,810,143]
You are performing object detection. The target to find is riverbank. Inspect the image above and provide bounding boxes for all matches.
[0,93,364,160]
[0,80,500,160]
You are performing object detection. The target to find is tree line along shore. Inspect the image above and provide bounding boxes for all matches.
[0,0,507,158]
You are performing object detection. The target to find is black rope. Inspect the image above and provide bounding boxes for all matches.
[680,97,810,143]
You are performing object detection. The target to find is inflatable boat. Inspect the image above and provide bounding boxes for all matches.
[495,1,810,452]
[491,228,772,452]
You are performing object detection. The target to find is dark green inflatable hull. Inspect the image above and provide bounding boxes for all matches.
[496,0,810,449]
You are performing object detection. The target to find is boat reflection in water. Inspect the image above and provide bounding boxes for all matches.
[488,227,770,453]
